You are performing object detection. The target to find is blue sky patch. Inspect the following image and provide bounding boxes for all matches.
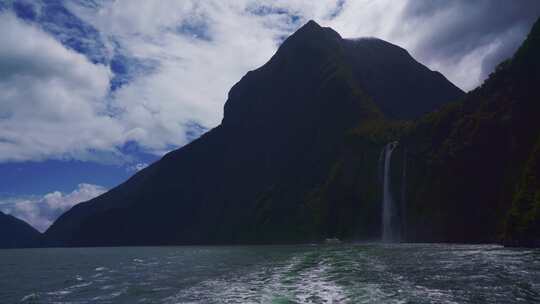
[177,19,212,41]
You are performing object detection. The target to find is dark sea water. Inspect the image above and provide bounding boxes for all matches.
[1,243,539,303]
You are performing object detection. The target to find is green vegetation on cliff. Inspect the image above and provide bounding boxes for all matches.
[399,17,540,244]
[505,137,540,246]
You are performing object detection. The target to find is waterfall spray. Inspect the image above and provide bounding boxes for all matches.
[381,141,398,242]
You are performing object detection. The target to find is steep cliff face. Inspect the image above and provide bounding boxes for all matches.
[0,212,40,248]
[399,17,540,244]
[43,20,462,246]
[505,137,540,247]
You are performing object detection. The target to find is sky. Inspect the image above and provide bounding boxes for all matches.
[1,0,539,232]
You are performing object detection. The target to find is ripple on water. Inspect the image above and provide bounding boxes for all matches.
[20,293,39,303]
[91,286,128,301]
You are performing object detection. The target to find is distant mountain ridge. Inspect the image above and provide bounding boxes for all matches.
[0,211,40,248]
[43,20,464,246]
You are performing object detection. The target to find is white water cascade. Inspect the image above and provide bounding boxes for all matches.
[381,141,398,242]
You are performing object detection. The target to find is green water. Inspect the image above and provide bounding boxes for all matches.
[1,243,539,303]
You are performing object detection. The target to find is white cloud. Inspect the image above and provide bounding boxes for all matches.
[127,162,148,172]
[0,12,124,162]
[0,183,107,232]
[70,0,293,153]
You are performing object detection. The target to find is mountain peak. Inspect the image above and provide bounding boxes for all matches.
[286,19,342,44]
[302,19,322,30]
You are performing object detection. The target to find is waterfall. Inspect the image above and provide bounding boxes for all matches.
[381,141,398,242]
[378,146,385,184]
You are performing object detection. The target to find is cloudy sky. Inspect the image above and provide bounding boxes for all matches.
[1,0,539,231]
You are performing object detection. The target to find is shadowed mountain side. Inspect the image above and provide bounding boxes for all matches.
[342,38,463,119]
[43,20,464,246]
[398,17,540,245]
[0,211,40,248]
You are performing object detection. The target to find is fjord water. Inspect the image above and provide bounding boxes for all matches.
[1,244,539,303]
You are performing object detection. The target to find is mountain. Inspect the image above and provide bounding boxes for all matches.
[0,212,40,248]
[341,38,463,119]
[43,20,463,246]
[380,17,540,246]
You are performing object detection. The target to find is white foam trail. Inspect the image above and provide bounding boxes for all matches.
[292,260,347,303]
